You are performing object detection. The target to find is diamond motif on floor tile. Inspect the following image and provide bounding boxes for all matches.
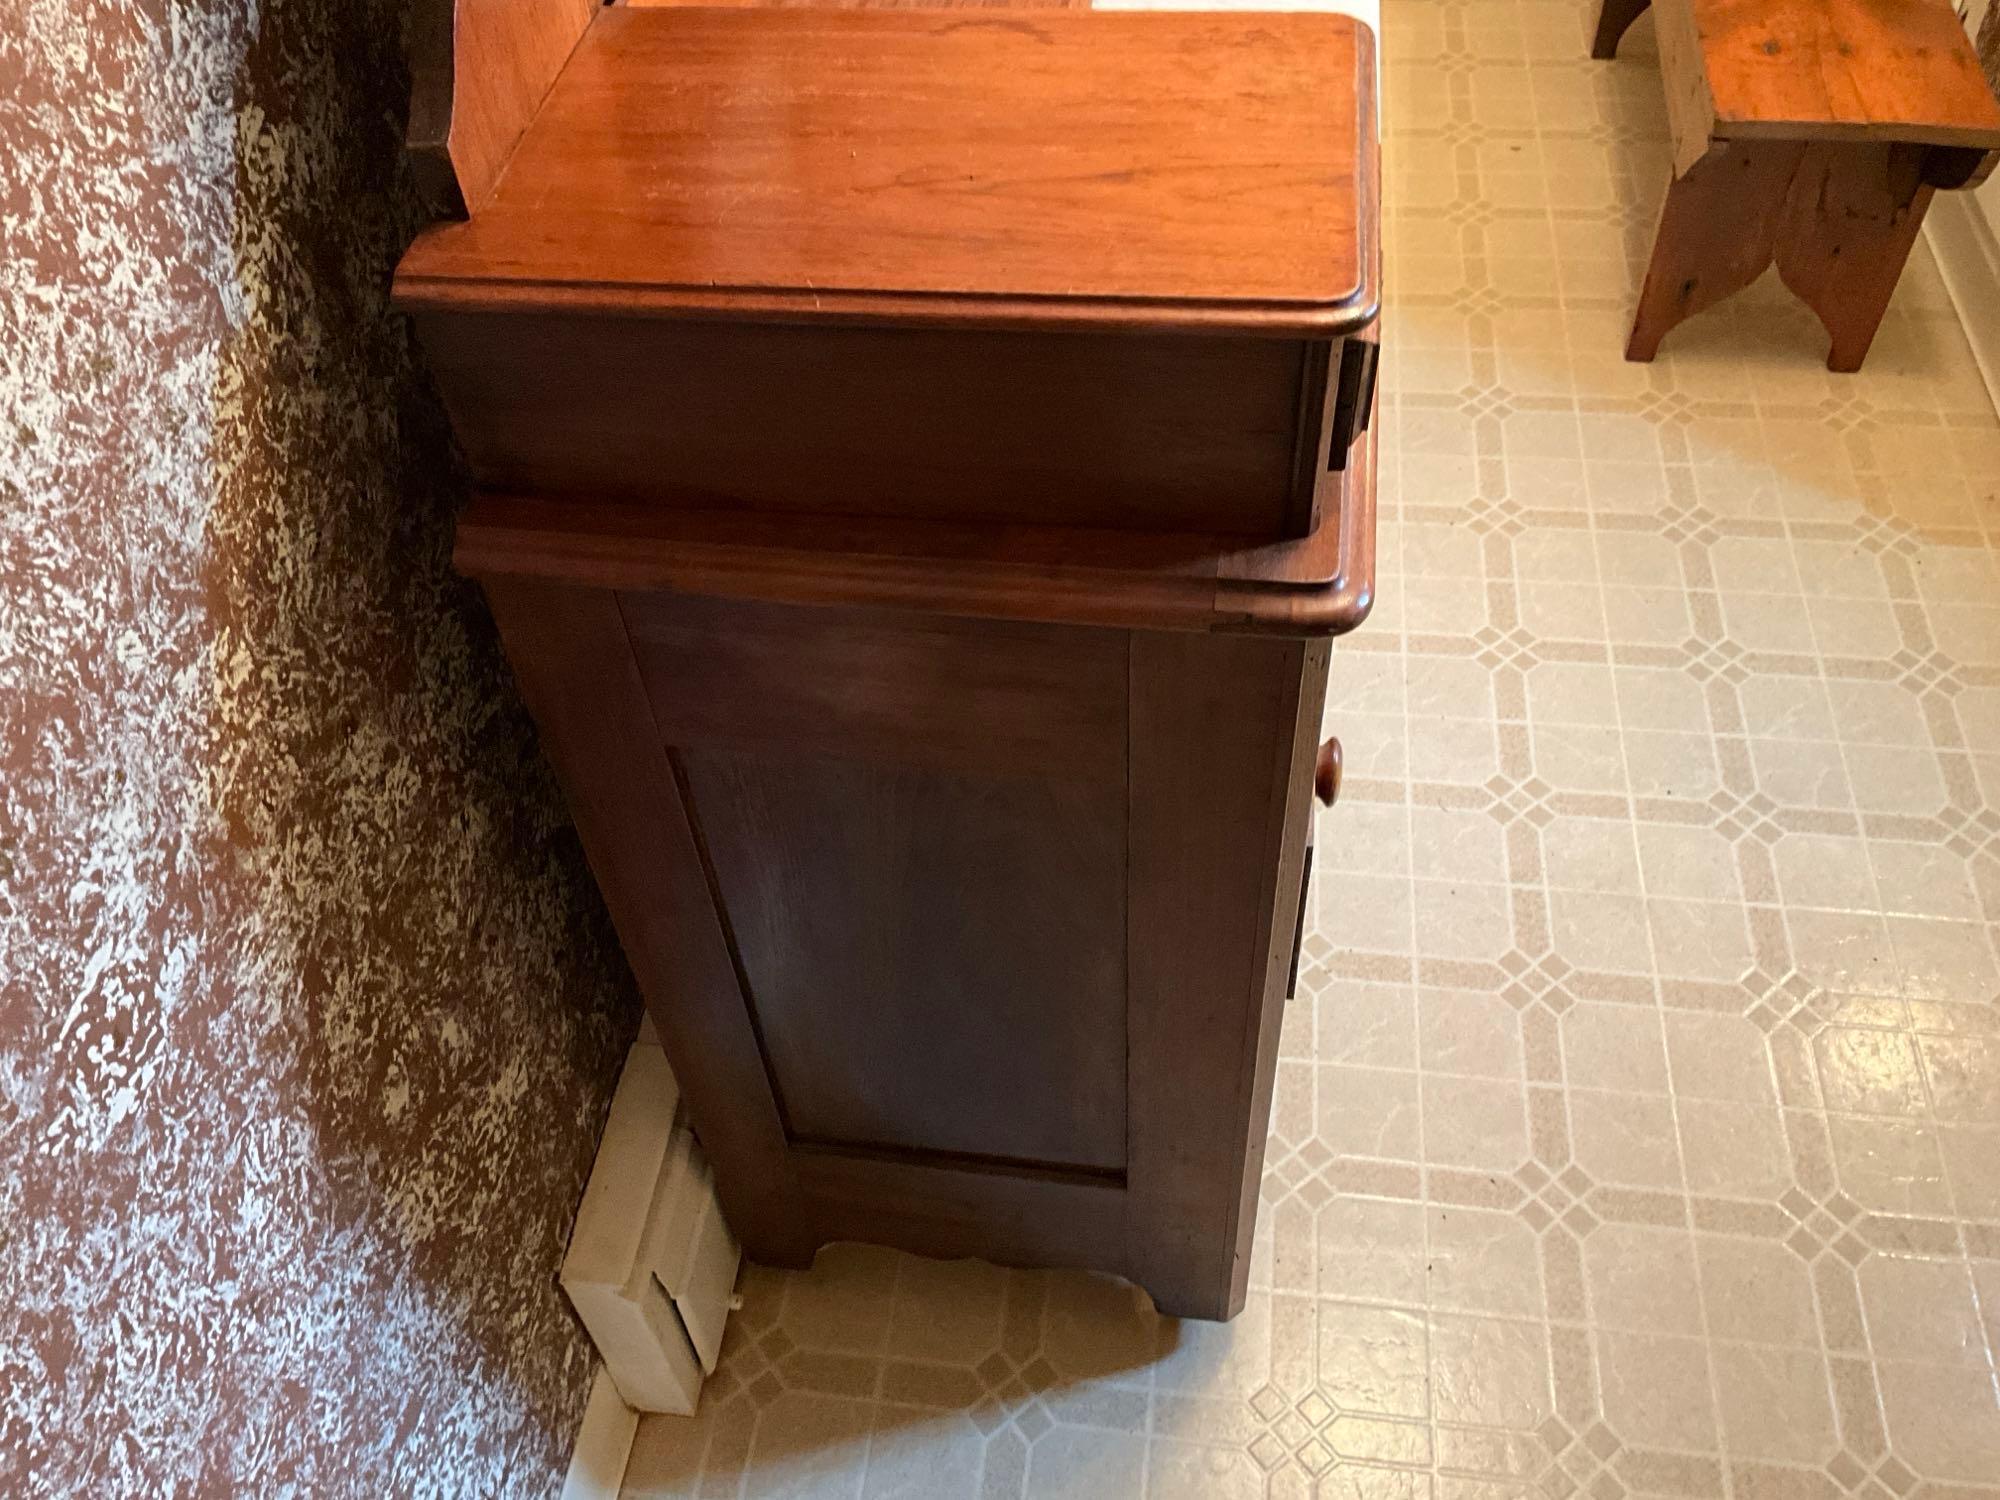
[1890,648,1963,695]
[1870,1454,1918,1495]
[1012,1401,1053,1441]
[1443,196,1497,230]
[1941,801,2000,859]
[1501,952,1576,1012]
[1241,1383,1411,1489]
[1657,501,1719,548]
[1538,1420,1626,1500]
[1463,492,1526,537]
[1777,1186,1866,1264]
[1262,1134,1344,1208]
[1486,775,1558,829]
[1853,513,1921,559]
[1680,634,1749,686]
[1817,394,1877,434]
[1827,1450,1868,1489]
[1636,391,1701,429]
[1562,1202,1601,1235]
[1708,785,1783,845]
[1458,384,1516,423]
[1274,1408,1311,1448]
[1249,1431,1289,1472]
[1475,623,1541,672]
[1514,1156,1597,1238]
[1744,968,1835,1037]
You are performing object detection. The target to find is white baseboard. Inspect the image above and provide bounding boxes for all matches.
[561,1366,640,1500]
[1925,190,2000,421]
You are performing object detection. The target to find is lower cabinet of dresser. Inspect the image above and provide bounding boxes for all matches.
[481,578,1329,1320]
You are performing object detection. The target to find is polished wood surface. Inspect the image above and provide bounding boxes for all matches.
[679,745,1129,1172]
[1316,737,1344,807]
[398,6,1380,539]
[645,599,1134,1171]
[624,593,1130,784]
[450,417,1375,637]
[1124,631,1325,1316]
[633,0,1089,9]
[397,7,1377,333]
[406,0,596,215]
[478,578,816,1266]
[409,310,1329,536]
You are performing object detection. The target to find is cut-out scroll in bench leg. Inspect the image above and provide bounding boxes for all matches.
[1591,0,1652,61]
[1625,138,1804,363]
[1773,142,1935,374]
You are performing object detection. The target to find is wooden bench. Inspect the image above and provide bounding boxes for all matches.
[1594,0,2000,369]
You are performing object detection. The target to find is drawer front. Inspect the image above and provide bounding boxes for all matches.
[417,310,1315,537]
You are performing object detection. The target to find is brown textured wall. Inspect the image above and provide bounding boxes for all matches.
[0,0,640,1493]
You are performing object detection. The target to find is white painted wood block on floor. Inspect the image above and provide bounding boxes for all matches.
[560,1366,640,1500]
[563,1035,741,1414]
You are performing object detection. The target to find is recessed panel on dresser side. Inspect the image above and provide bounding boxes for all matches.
[625,595,1132,1176]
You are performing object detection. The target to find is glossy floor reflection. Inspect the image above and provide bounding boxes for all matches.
[622,0,2000,1493]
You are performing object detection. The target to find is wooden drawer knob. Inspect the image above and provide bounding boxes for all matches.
[1315,736,1342,807]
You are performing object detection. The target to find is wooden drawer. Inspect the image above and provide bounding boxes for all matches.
[411,312,1375,538]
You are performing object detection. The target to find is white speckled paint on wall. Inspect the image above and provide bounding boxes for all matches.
[0,1,639,1493]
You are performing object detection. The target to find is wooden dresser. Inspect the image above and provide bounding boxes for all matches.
[397,1,1380,1321]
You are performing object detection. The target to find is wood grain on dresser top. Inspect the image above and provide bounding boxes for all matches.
[395,6,1378,334]
[406,0,598,215]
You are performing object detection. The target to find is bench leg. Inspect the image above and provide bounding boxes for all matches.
[1626,139,1806,362]
[1591,0,1653,59]
[1774,142,1934,373]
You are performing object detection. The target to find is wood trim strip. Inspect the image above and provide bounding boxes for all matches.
[661,746,798,1140]
[1123,633,1306,1319]
[793,1147,1127,1271]
[478,577,816,1264]
[453,442,1376,640]
[391,274,1382,338]
[406,0,600,217]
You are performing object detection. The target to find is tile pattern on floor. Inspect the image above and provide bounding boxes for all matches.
[622,0,2000,1494]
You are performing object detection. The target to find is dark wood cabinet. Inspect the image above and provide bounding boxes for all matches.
[398,2,1379,1320]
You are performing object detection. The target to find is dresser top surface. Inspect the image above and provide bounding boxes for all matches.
[396,7,1378,333]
